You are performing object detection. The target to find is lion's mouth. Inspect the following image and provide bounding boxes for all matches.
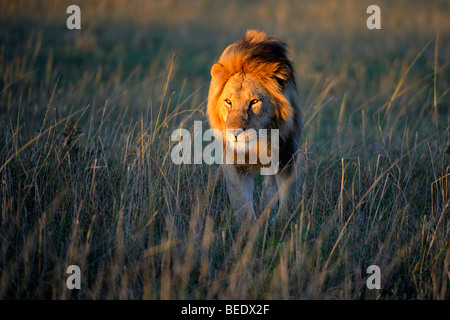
[224,129,267,153]
[226,138,256,153]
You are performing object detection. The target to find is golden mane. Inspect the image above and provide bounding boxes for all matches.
[207,30,296,133]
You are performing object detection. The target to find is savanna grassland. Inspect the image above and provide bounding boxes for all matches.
[0,0,449,299]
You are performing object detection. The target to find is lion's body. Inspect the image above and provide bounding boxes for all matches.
[207,30,302,220]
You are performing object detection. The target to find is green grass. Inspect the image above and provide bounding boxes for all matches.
[0,0,449,299]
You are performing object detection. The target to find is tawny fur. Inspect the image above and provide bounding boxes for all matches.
[206,30,302,220]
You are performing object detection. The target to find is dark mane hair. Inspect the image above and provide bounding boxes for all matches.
[215,30,295,91]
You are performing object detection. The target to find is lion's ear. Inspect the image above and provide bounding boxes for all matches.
[273,63,292,90]
[210,63,224,79]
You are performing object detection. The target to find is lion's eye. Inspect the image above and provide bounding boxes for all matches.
[224,99,232,107]
[250,99,259,106]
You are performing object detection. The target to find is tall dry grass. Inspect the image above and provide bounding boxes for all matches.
[0,0,449,299]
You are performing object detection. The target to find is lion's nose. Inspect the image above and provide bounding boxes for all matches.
[227,129,244,141]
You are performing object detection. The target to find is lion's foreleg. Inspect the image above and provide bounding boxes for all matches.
[274,174,291,220]
[260,175,278,213]
[274,156,302,220]
[222,164,256,221]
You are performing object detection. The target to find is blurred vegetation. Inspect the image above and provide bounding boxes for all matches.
[0,0,449,299]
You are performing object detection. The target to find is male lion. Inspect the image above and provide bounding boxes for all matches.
[207,30,302,220]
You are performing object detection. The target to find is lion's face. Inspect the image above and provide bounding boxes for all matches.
[219,73,275,152]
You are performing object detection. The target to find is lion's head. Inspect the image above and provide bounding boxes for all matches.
[207,30,301,160]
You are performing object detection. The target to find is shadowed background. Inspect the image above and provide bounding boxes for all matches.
[0,0,449,299]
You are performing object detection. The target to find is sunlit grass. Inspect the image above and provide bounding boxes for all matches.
[0,0,449,299]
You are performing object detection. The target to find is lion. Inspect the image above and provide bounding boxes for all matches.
[207,30,302,220]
